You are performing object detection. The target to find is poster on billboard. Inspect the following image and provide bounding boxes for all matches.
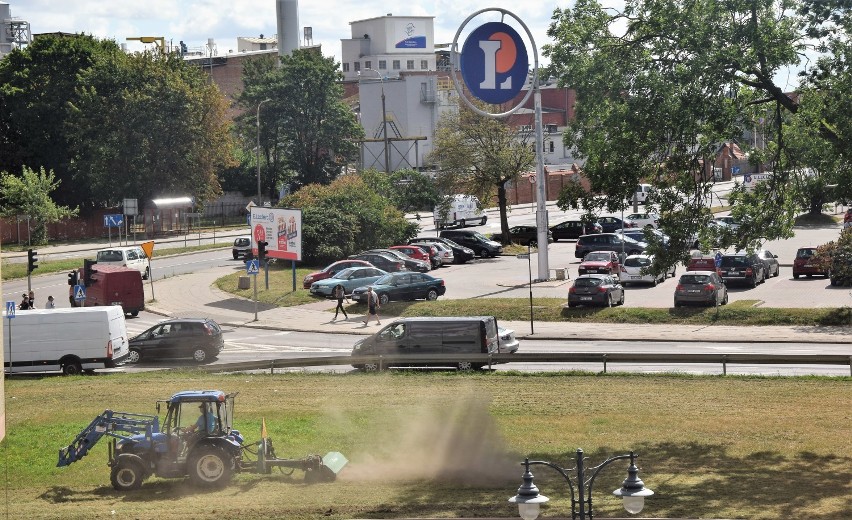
[250,207,302,261]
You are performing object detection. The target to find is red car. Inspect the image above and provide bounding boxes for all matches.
[687,256,717,272]
[578,250,621,276]
[792,247,829,279]
[302,259,373,289]
[389,245,433,267]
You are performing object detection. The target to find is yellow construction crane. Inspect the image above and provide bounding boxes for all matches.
[126,36,166,54]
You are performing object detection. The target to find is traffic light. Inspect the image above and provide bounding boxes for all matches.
[27,249,38,273]
[83,259,98,287]
[257,240,268,262]
[67,270,79,286]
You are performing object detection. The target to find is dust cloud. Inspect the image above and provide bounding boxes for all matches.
[337,390,519,484]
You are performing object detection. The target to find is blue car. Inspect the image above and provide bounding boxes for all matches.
[309,266,388,297]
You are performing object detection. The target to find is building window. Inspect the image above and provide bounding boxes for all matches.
[342,63,349,72]
[392,60,401,70]
[549,141,555,153]
[421,60,428,70]
[365,60,372,69]
[354,62,361,72]
[406,60,414,70]
[378,60,387,70]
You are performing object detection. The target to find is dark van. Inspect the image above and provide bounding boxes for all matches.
[350,316,499,371]
[69,265,145,317]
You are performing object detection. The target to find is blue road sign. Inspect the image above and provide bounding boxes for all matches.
[714,251,723,268]
[103,214,124,228]
[460,22,529,105]
[74,284,87,301]
[246,259,260,275]
[5,301,15,317]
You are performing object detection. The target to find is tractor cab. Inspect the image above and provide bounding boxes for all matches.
[159,391,240,445]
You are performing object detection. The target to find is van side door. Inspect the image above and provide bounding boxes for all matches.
[440,321,481,356]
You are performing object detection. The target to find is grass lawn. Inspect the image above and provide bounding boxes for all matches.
[2,371,849,519]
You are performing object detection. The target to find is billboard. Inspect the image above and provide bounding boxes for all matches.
[394,20,427,49]
[250,207,302,261]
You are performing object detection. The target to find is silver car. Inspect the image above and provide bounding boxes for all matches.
[619,254,676,286]
[757,250,780,279]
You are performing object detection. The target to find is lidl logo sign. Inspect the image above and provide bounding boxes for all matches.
[460,22,528,105]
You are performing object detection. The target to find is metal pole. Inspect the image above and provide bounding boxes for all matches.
[381,83,390,173]
[527,243,534,335]
[533,87,549,281]
[253,273,258,322]
[257,98,272,205]
[576,449,587,519]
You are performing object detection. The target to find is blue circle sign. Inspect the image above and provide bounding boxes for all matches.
[460,22,529,105]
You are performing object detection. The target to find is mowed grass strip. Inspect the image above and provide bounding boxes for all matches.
[3,371,849,519]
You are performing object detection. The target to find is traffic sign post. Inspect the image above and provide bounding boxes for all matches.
[714,251,723,269]
[6,301,14,369]
[73,285,87,303]
[104,214,124,246]
[246,259,260,321]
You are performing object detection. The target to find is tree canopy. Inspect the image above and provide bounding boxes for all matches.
[0,166,78,245]
[238,50,364,199]
[545,0,851,269]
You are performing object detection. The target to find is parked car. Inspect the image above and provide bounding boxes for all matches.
[302,259,373,289]
[718,252,765,287]
[623,212,660,229]
[232,236,253,260]
[412,241,454,266]
[393,244,439,269]
[96,245,149,279]
[757,250,780,278]
[491,225,553,246]
[351,272,446,304]
[439,229,503,258]
[567,274,625,307]
[365,249,430,273]
[412,236,475,264]
[687,255,718,272]
[127,318,224,364]
[498,326,519,354]
[574,233,647,259]
[349,252,407,273]
[619,254,676,286]
[578,251,621,276]
[550,219,603,241]
[673,271,728,307]
[597,216,628,233]
[690,219,731,249]
[792,247,829,279]
[714,215,742,231]
[309,266,388,297]
[631,183,654,204]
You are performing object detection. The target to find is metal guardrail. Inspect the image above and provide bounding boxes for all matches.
[184,353,852,376]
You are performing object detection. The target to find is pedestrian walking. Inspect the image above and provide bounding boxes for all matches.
[28,290,35,309]
[46,295,55,309]
[362,287,381,326]
[332,284,349,321]
[18,293,30,310]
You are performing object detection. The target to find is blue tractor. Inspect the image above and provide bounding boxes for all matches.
[58,390,347,491]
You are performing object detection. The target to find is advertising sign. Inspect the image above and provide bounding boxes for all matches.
[460,21,528,105]
[394,20,426,49]
[250,207,302,261]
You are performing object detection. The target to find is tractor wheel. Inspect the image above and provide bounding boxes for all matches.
[126,349,142,364]
[188,446,233,488]
[111,454,146,491]
[192,348,210,364]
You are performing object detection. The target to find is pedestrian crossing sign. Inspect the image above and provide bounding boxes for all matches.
[74,284,87,301]
[246,259,260,275]
[5,301,15,318]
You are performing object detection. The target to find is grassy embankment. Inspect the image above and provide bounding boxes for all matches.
[2,371,849,519]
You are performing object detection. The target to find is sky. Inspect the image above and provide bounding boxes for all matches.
[5,0,570,66]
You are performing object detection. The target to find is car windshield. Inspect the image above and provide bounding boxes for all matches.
[624,257,651,267]
[680,275,711,284]
[97,250,123,262]
[720,256,748,267]
[471,232,490,241]
[796,249,815,259]
[375,274,395,285]
[574,277,603,288]
[585,252,611,262]
[332,268,356,279]
[442,238,463,248]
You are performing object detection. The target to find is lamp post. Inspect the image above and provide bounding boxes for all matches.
[360,68,390,173]
[509,449,653,520]
[256,98,272,205]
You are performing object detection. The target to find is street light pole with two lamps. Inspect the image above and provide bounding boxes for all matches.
[358,68,390,174]
[256,98,273,205]
[509,448,654,520]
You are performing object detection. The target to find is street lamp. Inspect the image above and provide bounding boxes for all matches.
[359,68,390,173]
[256,98,272,205]
[509,449,653,520]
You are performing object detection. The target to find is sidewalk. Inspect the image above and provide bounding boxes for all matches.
[144,267,852,344]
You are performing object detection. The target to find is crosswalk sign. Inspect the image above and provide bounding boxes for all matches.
[5,301,15,318]
[74,284,87,301]
[246,259,260,275]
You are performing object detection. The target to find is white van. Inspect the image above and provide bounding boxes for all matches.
[433,194,487,229]
[632,184,654,204]
[3,307,130,375]
[96,245,149,279]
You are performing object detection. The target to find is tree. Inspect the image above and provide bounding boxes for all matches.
[0,166,78,245]
[279,175,417,264]
[359,168,440,213]
[429,102,535,244]
[544,0,846,270]
[238,50,363,198]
